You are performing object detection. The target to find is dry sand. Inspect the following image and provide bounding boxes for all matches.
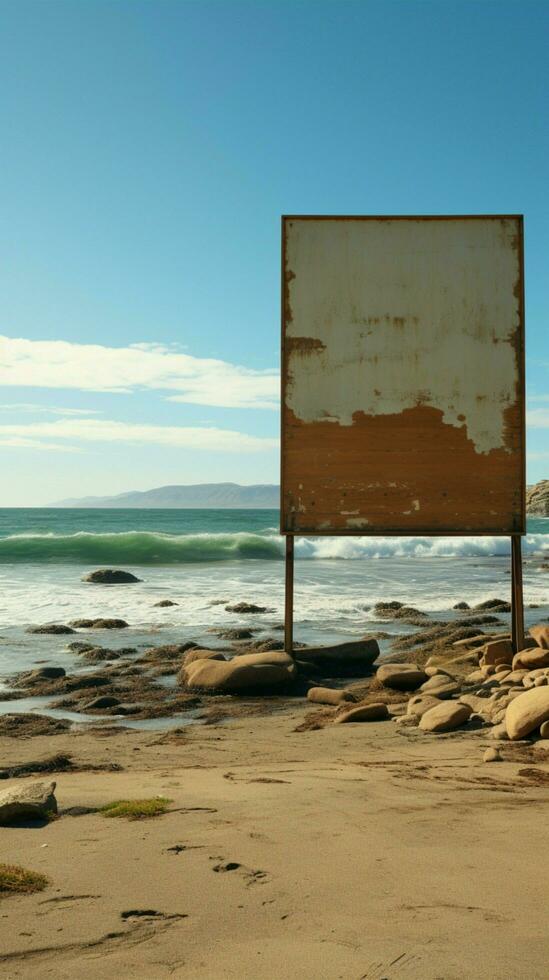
[1,708,548,979]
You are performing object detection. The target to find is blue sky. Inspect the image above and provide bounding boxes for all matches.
[0,0,547,505]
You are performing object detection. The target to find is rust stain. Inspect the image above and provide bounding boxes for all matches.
[286,336,326,353]
[283,268,296,325]
[283,403,523,534]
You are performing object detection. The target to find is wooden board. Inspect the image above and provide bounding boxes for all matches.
[281,215,525,535]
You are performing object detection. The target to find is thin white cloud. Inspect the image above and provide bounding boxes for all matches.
[0,435,82,452]
[0,418,278,453]
[0,402,100,416]
[0,336,279,410]
[526,409,549,428]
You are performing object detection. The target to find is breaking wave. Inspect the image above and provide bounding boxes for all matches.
[0,530,547,564]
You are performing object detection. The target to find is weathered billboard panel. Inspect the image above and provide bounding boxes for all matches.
[281,215,525,534]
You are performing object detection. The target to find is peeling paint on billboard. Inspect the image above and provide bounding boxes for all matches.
[281,215,525,534]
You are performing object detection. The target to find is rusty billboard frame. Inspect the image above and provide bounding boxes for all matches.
[280,214,526,653]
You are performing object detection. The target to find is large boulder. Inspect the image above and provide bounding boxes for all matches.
[179,650,297,694]
[529,625,549,650]
[0,781,57,825]
[512,647,549,671]
[377,663,427,691]
[419,675,460,699]
[419,701,472,733]
[334,702,389,724]
[83,569,141,584]
[505,687,549,740]
[406,695,442,718]
[295,639,379,675]
[479,639,513,667]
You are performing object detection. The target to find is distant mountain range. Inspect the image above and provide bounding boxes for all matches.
[50,483,280,509]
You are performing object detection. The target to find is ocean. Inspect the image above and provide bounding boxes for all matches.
[0,508,548,715]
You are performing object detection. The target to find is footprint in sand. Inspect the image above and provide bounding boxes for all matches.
[211,859,268,884]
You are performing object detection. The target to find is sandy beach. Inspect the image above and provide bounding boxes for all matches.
[1,694,549,979]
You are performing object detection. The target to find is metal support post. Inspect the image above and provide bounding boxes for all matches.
[511,534,525,654]
[284,535,294,656]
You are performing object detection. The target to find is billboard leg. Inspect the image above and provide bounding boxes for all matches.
[284,535,294,656]
[511,534,524,654]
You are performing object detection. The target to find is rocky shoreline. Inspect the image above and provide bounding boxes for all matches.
[1,576,548,745]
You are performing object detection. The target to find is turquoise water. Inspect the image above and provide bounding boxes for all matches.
[0,508,547,564]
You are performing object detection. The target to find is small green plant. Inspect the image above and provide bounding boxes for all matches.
[0,864,49,895]
[99,797,172,820]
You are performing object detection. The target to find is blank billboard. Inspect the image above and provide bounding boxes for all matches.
[281,215,525,534]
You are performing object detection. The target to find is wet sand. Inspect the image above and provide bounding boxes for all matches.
[1,707,548,979]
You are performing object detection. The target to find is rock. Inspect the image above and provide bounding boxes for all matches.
[307,687,356,706]
[114,703,146,715]
[83,569,141,584]
[82,648,122,663]
[453,602,470,610]
[26,624,75,635]
[424,666,452,678]
[377,663,427,691]
[526,479,549,516]
[182,648,226,666]
[140,642,197,662]
[483,747,502,762]
[180,651,297,694]
[474,598,512,612]
[238,638,285,653]
[373,601,403,614]
[295,639,379,675]
[465,669,486,684]
[459,693,494,715]
[334,702,389,723]
[153,600,178,607]
[489,721,509,740]
[512,647,549,670]
[83,695,121,710]
[540,720,549,737]
[419,675,460,699]
[500,669,528,685]
[534,676,549,687]
[0,714,72,737]
[479,638,513,666]
[373,604,428,625]
[419,702,472,733]
[0,780,57,825]
[214,628,254,641]
[69,618,129,629]
[529,624,549,650]
[406,695,441,718]
[67,641,96,653]
[225,602,267,614]
[505,687,549,740]
[21,667,66,683]
[395,714,419,727]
